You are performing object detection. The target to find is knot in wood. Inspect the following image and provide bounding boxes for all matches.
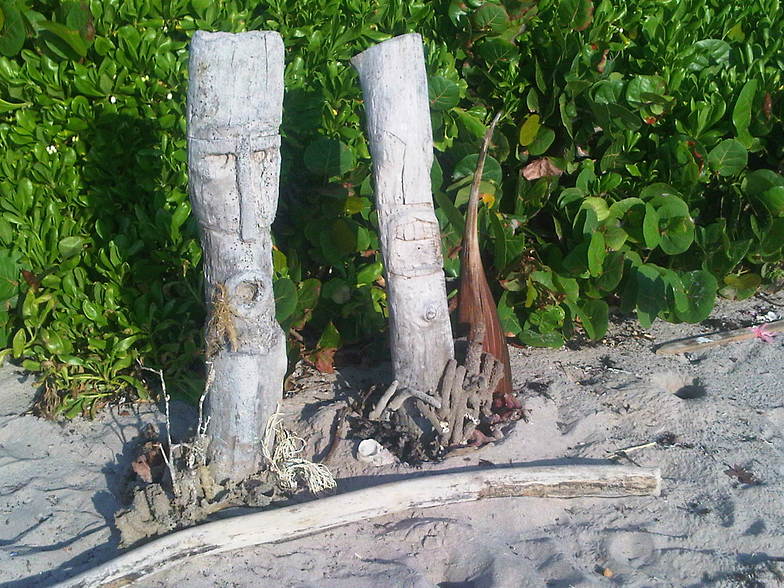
[224,270,270,319]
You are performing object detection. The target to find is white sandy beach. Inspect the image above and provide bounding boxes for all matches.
[2,291,783,587]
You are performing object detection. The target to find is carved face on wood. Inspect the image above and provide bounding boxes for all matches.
[189,135,281,243]
[384,208,444,277]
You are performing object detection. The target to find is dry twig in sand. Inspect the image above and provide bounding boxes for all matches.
[369,324,508,448]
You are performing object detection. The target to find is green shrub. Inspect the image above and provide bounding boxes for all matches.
[0,0,782,415]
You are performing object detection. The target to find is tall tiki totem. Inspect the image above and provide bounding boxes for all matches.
[187,31,286,484]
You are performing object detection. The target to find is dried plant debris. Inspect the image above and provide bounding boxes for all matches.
[115,368,303,548]
[116,429,281,547]
[347,415,444,465]
[680,501,712,516]
[262,412,336,495]
[206,282,239,356]
[724,464,762,485]
[364,326,522,459]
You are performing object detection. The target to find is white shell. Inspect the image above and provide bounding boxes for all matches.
[356,439,396,466]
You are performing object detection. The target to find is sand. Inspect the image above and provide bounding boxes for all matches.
[1,291,783,587]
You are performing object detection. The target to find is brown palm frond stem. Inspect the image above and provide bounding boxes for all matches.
[457,112,519,412]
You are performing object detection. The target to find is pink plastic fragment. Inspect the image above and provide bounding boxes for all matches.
[750,324,776,343]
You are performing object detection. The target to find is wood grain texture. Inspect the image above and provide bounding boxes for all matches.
[352,34,454,399]
[187,31,287,483]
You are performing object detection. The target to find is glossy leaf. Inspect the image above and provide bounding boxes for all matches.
[708,139,748,176]
[557,0,594,31]
[674,270,718,323]
[428,76,460,111]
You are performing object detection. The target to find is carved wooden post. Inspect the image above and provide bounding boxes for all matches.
[187,31,286,484]
[352,34,454,401]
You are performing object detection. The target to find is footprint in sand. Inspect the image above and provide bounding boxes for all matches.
[605,531,658,570]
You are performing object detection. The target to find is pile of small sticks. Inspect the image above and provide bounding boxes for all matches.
[369,324,504,447]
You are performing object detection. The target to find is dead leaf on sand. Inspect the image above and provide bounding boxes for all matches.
[724,464,760,485]
[132,455,153,483]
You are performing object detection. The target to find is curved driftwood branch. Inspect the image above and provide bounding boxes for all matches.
[55,465,660,587]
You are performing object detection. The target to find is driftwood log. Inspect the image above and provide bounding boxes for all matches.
[352,34,454,405]
[655,319,784,354]
[54,465,660,587]
[187,31,287,484]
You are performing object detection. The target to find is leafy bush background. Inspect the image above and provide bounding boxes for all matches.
[0,0,782,415]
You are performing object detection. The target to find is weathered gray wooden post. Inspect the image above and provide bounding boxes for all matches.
[187,31,287,484]
[352,34,454,406]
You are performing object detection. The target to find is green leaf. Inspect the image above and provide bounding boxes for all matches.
[452,154,502,185]
[428,76,460,111]
[577,299,608,340]
[653,197,694,255]
[732,79,757,139]
[587,231,605,277]
[596,251,624,292]
[519,328,564,348]
[323,278,351,304]
[686,39,731,71]
[0,97,30,112]
[12,328,26,358]
[82,300,99,321]
[0,254,17,300]
[674,270,717,323]
[295,278,320,312]
[453,108,486,140]
[273,277,298,323]
[719,273,761,301]
[477,37,517,62]
[58,236,86,259]
[758,187,784,216]
[170,201,191,237]
[707,139,748,176]
[528,305,565,332]
[317,321,341,349]
[470,2,509,34]
[497,292,521,336]
[0,1,24,57]
[519,114,540,146]
[320,219,357,264]
[356,261,383,286]
[303,138,356,177]
[557,0,594,31]
[635,264,666,328]
[625,75,666,109]
[528,126,555,156]
[39,21,88,58]
[115,335,142,353]
[743,170,784,196]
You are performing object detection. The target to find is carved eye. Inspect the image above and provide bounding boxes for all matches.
[201,153,235,180]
